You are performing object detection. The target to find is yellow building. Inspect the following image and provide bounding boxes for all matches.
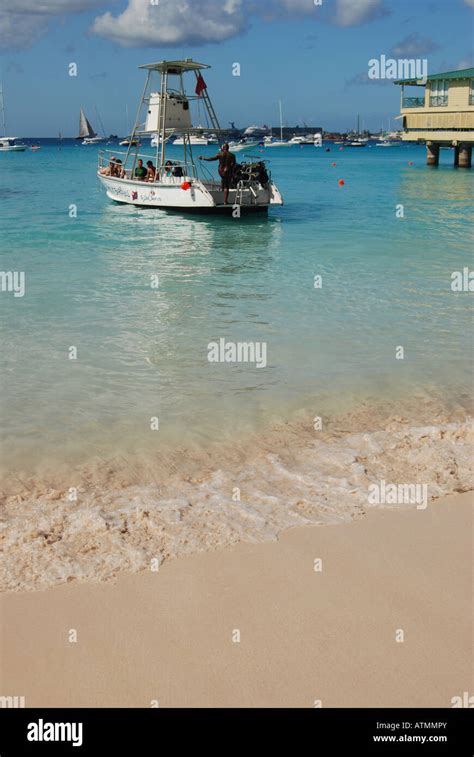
[395,67,474,167]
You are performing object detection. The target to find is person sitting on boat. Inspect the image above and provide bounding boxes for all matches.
[100,156,117,176]
[146,160,156,182]
[134,159,148,181]
[114,159,125,179]
[199,143,236,205]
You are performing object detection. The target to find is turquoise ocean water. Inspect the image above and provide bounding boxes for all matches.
[1,139,472,476]
[1,138,473,589]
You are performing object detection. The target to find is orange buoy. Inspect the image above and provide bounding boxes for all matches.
[181,181,191,190]
[331,162,337,167]
[338,179,345,186]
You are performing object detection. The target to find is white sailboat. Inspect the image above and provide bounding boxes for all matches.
[97,59,283,214]
[345,115,368,147]
[0,84,26,152]
[265,101,288,147]
[376,118,398,147]
[78,108,105,145]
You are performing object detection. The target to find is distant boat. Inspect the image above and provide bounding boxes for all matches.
[120,105,139,146]
[265,101,288,147]
[77,107,105,145]
[0,84,26,152]
[243,124,268,138]
[346,138,368,147]
[120,137,140,146]
[345,115,368,147]
[228,138,260,152]
[173,134,209,146]
[289,133,322,147]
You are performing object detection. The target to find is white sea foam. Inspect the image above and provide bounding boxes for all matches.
[1,400,472,592]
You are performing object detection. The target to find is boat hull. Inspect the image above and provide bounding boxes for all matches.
[0,145,26,152]
[97,174,283,214]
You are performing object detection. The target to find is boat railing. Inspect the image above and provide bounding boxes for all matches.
[98,150,200,182]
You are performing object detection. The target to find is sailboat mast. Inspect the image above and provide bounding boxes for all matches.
[95,106,106,138]
[0,84,7,136]
[279,100,283,142]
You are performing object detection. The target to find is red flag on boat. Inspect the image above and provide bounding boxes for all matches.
[195,74,207,97]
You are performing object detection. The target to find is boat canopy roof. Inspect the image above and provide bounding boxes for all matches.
[138,59,210,75]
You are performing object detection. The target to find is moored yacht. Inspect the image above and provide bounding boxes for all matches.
[265,101,288,147]
[0,136,26,152]
[289,133,322,146]
[0,85,26,152]
[173,133,209,146]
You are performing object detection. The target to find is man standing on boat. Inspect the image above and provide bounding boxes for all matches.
[199,143,236,205]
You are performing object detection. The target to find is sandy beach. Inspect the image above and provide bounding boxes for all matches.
[1,491,472,708]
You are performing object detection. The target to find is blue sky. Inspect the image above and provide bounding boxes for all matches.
[0,0,473,136]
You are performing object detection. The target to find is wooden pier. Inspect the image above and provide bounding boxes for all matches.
[395,68,474,167]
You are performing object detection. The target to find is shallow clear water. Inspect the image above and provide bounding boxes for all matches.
[0,140,473,475]
[1,139,473,590]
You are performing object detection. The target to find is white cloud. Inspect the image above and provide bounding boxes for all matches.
[0,0,109,50]
[0,0,388,51]
[464,0,474,8]
[0,11,48,51]
[92,0,387,47]
[391,33,440,57]
[334,0,386,27]
[92,0,247,47]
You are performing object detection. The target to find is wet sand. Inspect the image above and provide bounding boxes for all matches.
[1,491,472,708]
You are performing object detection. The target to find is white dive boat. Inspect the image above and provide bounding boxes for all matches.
[0,85,26,151]
[78,108,105,145]
[97,59,283,214]
[265,101,288,147]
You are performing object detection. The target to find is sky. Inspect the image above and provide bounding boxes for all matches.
[0,0,473,136]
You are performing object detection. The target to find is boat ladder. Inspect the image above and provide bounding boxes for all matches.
[235,181,258,206]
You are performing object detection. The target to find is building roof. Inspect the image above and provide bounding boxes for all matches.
[395,67,474,85]
[138,60,210,74]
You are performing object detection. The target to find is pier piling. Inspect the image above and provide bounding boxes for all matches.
[426,142,440,166]
[456,144,472,168]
